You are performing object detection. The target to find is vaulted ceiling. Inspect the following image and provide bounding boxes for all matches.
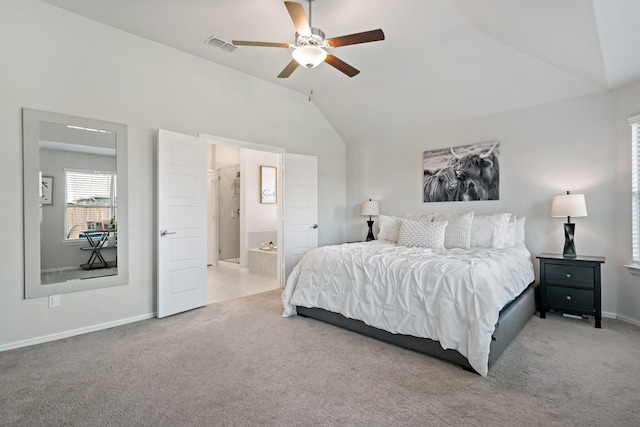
[41,0,640,144]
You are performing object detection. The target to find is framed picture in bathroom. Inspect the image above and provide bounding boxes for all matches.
[260,166,277,204]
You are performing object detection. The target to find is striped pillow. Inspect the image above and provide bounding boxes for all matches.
[432,211,474,249]
[397,219,447,249]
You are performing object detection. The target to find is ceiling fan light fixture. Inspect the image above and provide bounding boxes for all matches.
[292,46,327,68]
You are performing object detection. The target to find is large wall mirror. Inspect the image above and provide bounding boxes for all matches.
[23,109,128,299]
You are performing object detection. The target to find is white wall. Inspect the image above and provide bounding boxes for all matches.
[0,0,347,349]
[214,145,241,169]
[243,149,278,233]
[347,91,634,321]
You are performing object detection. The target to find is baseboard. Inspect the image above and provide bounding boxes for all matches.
[616,314,640,328]
[601,310,640,327]
[41,266,81,273]
[0,312,156,352]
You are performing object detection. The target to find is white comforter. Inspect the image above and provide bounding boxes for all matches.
[281,241,535,376]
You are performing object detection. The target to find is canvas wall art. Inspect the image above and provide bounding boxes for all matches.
[423,140,500,202]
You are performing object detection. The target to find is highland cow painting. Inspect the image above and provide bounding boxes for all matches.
[423,140,500,202]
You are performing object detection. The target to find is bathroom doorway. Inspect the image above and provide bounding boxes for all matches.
[217,164,240,264]
[204,137,283,304]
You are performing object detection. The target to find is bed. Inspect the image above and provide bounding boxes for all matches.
[281,212,536,376]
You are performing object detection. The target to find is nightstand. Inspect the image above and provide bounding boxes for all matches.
[537,253,605,328]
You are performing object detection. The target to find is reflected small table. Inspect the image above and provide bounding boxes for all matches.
[80,228,117,270]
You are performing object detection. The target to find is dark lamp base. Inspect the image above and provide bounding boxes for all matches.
[366,220,375,242]
[562,223,577,258]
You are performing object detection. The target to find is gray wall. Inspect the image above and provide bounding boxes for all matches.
[0,0,346,349]
[347,89,640,325]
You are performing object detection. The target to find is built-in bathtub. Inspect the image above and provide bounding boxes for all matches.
[248,248,277,278]
[247,230,277,278]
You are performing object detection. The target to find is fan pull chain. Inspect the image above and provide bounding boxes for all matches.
[307,67,314,102]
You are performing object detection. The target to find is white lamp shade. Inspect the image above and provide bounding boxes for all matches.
[361,200,379,217]
[551,193,587,218]
[292,46,327,68]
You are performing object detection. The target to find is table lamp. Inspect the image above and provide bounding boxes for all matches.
[551,191,587,258]
[361,199,379,242]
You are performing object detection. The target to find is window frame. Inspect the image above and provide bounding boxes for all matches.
[64,167,117,241]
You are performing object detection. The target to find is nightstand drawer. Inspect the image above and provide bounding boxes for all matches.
[545,264,594,288]
[546,286,594,312]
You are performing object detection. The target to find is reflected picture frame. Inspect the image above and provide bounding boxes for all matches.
[260,166,277,204]
[41,176,53,205]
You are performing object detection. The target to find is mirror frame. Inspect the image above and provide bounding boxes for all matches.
[23,108,129,298]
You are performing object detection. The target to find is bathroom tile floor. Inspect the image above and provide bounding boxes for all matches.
[207,262,279,304]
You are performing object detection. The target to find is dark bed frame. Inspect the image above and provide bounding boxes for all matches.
[296,282,537,374]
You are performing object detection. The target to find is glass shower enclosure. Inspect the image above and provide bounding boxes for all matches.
[217,165,240,264]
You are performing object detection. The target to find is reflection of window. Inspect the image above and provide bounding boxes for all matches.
[65,168,117,240]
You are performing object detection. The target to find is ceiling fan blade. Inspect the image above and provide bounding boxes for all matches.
[284,1,310,35]
[232,40,290,48]
[325,54,360,77]
[326,29,385,48]
[277,59,300,78]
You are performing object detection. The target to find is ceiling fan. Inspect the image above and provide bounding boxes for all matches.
[232,0,385,78]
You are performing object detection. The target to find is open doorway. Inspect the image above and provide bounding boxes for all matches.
[157,129,318,317]
[205,138,283,303]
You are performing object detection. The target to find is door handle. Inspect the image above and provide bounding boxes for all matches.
[311,224,318,229]
[160,230,177,237]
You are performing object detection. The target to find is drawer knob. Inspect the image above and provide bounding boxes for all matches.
[565,273,572,278]
[566,295,572,300]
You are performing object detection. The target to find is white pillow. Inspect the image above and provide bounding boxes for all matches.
[398,219,447,249]
[401,213,434,222]
[505,214,517,248]
[470,213,512,249]
[377,215,402,243]
[432,211,474,249]
[515,216,526,247]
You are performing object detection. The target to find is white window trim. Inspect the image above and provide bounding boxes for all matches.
[627,114,640,273]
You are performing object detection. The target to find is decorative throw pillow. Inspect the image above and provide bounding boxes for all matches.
[432,211,474,249]
[401,213,434,222]
[397,219,447,249]
[377,215,402,243]
[470,213,512,249]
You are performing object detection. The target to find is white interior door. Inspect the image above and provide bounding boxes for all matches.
[283,153,318,282]
[157,129,207,318]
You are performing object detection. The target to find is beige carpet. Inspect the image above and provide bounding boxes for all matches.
[1,289,639,426]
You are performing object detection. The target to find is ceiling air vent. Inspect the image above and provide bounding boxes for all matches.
[205,36,237,53]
